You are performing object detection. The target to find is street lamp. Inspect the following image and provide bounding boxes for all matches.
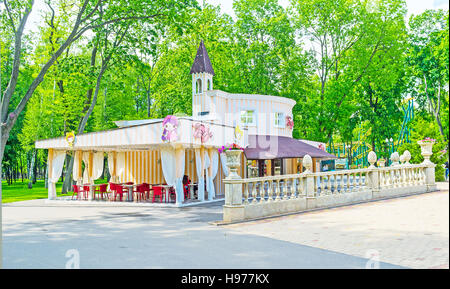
[346,144,351,169]
[385,138,394,165]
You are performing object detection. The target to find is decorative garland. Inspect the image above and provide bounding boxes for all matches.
[65,131,75,147]
[161,115,179,142]
[286,116,294,130]
[193,122,213,143]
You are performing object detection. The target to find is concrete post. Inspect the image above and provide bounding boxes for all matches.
[303,155,316,209]
[223,150,245,222]
[367,151,379,198]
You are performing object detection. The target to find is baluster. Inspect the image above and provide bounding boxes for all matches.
[347,173,351,193]
[359,171,363,191]
[251,181,258,204]
[267,180,273,202]
[298,177,304,198]
[259,181,265,203]
[275,180,281,201]
[339,174,344,193]
[328,176,333,195]
[282,179,289,200]
[243,183,249,205]
[413,168,418,185]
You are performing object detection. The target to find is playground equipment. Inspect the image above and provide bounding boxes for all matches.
[327,98,414,168]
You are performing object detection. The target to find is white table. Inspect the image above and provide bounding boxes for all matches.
[122,184,136,202]
[86,184,103,201]
[160,185,174,203]
[188,183,198,200]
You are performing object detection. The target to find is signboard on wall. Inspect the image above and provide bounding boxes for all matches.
[335,158,348,170]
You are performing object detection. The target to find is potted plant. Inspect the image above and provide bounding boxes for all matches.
[417,137,435,164]
[219,143,244,179]
[378,158,386,167]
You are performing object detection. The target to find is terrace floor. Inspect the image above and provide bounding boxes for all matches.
[2,182,448,269]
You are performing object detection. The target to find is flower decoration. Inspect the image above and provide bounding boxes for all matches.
[193,123,213,143]
[285,116,294,130]
[419,137,436,143]
[218,143,244,154]
[318,143,326,151]
[161,115,179,142]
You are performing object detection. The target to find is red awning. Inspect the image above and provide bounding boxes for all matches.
[244,135,336,160]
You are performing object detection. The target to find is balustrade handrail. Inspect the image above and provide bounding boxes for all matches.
[224,162,432,185]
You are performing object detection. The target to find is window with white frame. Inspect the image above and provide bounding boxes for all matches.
[240,110,256,126]
[274,112,285,128]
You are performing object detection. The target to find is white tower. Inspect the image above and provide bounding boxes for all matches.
[190,40,215,119]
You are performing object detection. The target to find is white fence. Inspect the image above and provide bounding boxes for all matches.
[223,150,436,223]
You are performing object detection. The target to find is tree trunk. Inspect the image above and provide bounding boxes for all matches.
[27,149,36,189]
[62,156,74,193]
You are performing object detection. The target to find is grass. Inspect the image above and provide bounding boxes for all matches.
[1,178,108,203]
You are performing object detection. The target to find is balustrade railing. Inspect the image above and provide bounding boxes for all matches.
[223,149,436,222]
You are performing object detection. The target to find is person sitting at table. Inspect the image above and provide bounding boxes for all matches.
[183,175,191,200]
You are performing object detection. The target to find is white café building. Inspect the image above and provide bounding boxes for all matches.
[35,41,334,206]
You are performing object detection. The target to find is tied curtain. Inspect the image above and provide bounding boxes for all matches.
[160,146,185,204]
[206,150,219,201]
[107,152,125,183]
[82,152,104,183]
[116,152,125,182]
[82,152,90,184]
[195,148,205,201]
[48,150,66,200]
[73,151,81,183]
[107,152,115,182]
[92,152,104,181]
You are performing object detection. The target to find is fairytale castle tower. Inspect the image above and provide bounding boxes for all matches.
[190,40,215,120]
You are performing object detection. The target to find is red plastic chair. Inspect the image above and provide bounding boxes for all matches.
[168,187,176,203]
[114,185,129,201]
[83,185,91,200]
[72,185,83,200]
[133,184,147,202]
[95,184,108,200]
[142,183,151,200]
[152,186,165,203]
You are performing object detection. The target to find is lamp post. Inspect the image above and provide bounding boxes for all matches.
[346,144,351,169]
[385,138,394,165]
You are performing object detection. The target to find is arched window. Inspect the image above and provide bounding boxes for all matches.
[207,79,211,91]
[196,79,202,94]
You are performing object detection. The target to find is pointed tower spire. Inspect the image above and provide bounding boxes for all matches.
[190,40,215,75]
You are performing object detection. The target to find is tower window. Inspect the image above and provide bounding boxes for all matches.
[196,79,202,94]
[207,79,211,90]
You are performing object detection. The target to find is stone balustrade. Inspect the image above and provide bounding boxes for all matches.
[223,147,437,223]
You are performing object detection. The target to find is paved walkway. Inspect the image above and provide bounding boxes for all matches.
[2,183,448,268]
[227,182,449,269]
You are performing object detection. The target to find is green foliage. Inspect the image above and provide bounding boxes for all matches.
[397,114,448,181]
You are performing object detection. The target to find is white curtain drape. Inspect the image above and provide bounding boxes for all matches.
[195,148,205,201]
[220,152,229,177]
[116,152,125,182]
[107,152,115,181]
[175,148,185,204]
[92,152,104,181]
[48,150,66,199]
[82,152,90,184]
[73,151,81,182]
[161,146,185,204]
[206,150,219,200]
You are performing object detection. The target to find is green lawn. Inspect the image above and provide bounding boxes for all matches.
[1,178,108,203]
